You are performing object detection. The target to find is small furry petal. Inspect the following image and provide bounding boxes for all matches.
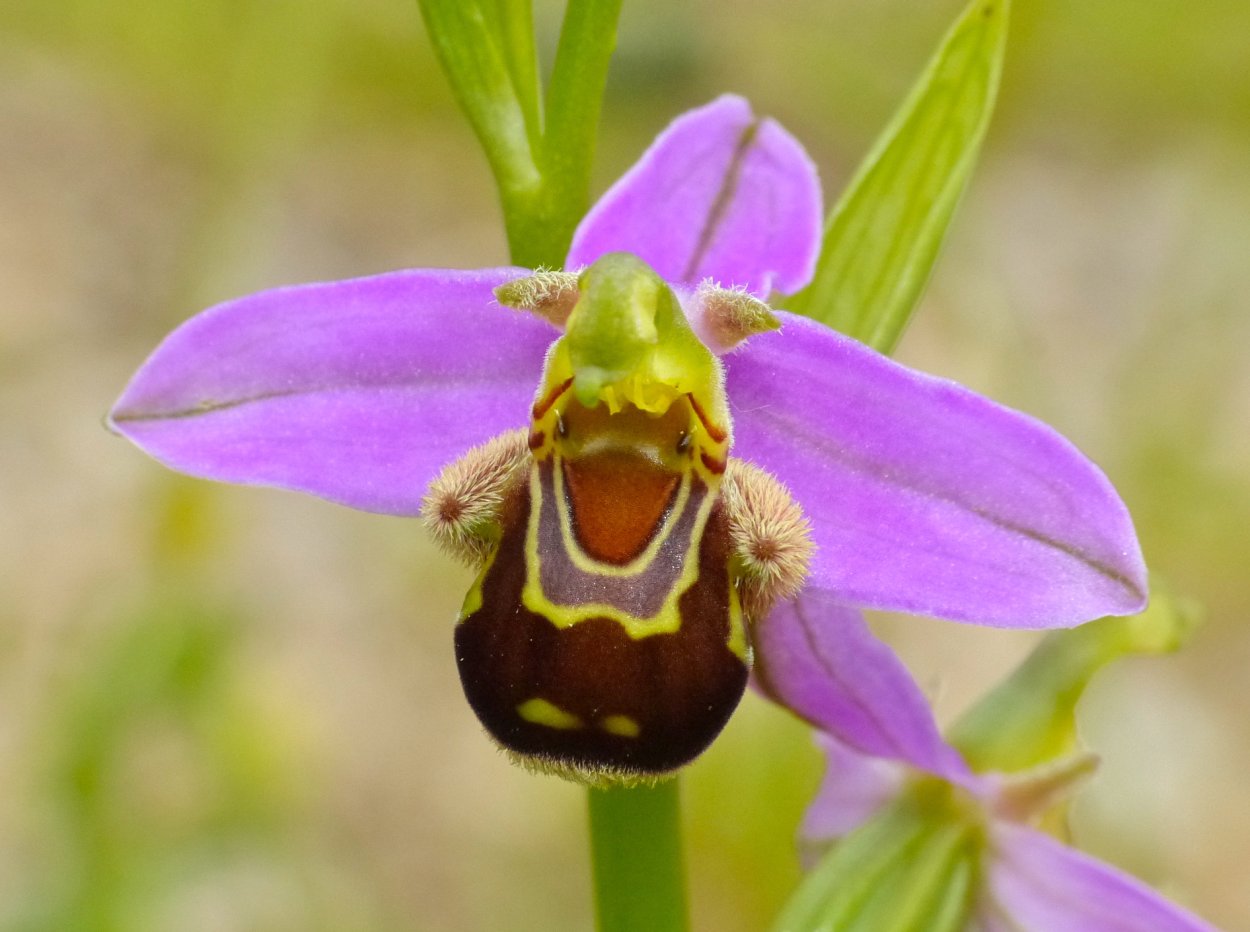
[421,429,530,565]
[723,459,814,621]
[689,281,781,354]
[495,270,582,327]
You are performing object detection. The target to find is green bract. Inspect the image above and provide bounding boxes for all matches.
[788,0,1009,352]
[775,783,984,932]
[949,586,1202,774]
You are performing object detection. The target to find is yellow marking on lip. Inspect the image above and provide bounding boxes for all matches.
[517,698,584,730]
[455,539,501,626]
[600,715,641,738]
[725,577,748,661]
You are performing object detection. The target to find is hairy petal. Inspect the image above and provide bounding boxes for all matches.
[110,268,555,515]
[753,588,972,782]
[727,313,1148,627]
[979,823,1216,932]
[566,94,822,297]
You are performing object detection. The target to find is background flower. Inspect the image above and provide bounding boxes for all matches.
[761,588,1215,930]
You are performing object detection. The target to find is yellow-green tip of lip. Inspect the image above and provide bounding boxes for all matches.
[549,253,730,431]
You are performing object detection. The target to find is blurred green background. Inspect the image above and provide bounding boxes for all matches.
[2,0,1247,928]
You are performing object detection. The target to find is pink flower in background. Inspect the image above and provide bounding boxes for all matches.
[758,588,1214,930]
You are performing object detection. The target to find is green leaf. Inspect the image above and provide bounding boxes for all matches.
[786,0,1009,353]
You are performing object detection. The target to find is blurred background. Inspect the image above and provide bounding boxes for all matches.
[2,0,1247,928]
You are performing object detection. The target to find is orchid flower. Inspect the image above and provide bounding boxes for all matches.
[761,588,1214,931]
[109,95,1147,783]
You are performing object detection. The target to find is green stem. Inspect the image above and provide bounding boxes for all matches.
[418,0,622,268]
[499,0,623,268]
[588,779,689,932]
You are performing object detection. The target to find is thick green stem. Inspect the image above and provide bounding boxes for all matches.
[588,779,689,932]
[418,0,622,269]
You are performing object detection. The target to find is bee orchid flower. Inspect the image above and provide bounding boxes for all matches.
[109,96,1147,783]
